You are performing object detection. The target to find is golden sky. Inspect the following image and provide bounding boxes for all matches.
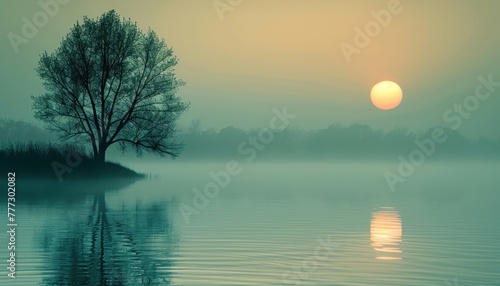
[1,0,500,137]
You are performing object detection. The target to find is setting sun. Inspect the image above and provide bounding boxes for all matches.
[370,81,403,110]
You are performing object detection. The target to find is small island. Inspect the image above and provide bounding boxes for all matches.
[0,141,142,181]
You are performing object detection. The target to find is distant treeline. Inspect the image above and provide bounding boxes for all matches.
[0,119,56,142]
[1,119,499,161]
[179,120,500,160]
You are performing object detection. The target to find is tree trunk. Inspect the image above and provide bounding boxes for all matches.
[97,143,107,163]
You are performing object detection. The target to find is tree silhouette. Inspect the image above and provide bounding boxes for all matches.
[32,10,189,163]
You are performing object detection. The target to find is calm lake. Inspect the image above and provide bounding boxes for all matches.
[1,161,499,285]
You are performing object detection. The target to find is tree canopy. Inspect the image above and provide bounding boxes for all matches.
[33,10,189,162]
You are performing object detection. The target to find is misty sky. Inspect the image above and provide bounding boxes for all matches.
[1,0,500,138]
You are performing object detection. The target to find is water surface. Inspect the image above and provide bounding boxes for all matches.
[1,161,499,285]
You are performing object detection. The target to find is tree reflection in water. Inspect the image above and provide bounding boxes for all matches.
[37,192,177,285]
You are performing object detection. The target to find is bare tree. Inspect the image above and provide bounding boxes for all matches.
[33,10,189,163]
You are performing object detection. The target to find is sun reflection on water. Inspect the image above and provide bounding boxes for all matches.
[370,207,402,260]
